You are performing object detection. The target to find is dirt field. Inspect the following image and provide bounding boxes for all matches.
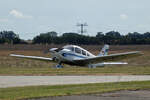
[0,44,150,75]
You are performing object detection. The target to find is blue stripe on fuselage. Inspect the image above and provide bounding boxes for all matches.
[62,53,87,59]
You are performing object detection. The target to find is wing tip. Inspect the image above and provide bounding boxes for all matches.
[134,51,144,55]
[10,54,15,56]
[10,54,18,56]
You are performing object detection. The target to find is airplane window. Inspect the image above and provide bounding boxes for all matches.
[75,47,81,54]
[82,50,86,56]
[66,47,74,51]
[55,48,63,52]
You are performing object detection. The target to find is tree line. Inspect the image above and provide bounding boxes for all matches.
[33,31,150,45]
[1,30,150,45]
[0,31,21,44]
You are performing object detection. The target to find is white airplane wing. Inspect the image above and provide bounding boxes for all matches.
[91,62,128,67]
[102,62,128,65]
[74,51,142,65]
[10,54,53,62]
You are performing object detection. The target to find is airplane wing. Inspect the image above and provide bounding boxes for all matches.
[102,62,128,65]
[10,54,53,62]
[91,62,128,67]
[74,51,142,65]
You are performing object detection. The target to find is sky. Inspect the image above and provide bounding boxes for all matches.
[0,0,150,40]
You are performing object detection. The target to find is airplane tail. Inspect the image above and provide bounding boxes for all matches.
[98,44,109,56]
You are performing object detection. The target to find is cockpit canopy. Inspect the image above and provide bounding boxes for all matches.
[63,45,91,56]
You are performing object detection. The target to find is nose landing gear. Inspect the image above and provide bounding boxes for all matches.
[56,64,63,68]
[52,57,64,68]
[55,62,64,68]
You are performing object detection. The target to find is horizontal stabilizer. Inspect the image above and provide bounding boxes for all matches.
[91,62,128,67]
[102,62,128,65]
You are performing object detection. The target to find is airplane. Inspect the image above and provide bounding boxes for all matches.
[10,44,142,68]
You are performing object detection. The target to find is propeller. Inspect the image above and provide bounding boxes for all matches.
[43,48,63,54]
[43,49,50,54]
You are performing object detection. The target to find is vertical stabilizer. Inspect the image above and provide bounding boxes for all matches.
[98,44,109,56]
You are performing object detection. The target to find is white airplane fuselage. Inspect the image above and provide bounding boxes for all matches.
[49,45,96,66]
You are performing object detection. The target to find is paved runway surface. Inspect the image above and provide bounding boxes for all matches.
[0,75,150,88]
[27,90,150,100]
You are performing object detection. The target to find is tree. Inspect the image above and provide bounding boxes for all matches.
[96,32,104,38]
[33,31,58,44]
[0,31,20,44]
[32,31,150,45]
[47,31,57,37]
[105,31,121,38]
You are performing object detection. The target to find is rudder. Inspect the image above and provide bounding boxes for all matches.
[98,44,109,56]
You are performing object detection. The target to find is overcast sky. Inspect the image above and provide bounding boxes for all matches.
[0,0,150,39]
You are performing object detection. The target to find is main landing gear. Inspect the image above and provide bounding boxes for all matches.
[88,64,96,68]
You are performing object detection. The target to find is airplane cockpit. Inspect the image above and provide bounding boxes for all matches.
[63,45,94,57]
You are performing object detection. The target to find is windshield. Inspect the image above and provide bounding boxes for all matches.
[75,47,81,54]
[65,46,74,51]
[82,50,86,56]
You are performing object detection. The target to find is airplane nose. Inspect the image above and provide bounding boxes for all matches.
[49,48,58,53]
[49,48,63,53]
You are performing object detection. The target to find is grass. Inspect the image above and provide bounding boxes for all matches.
[0,81,150,100]
[1,66,150,75]
[0,45,150,100]
[0,45,150,75]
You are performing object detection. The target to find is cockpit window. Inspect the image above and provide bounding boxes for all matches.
[82,50,86,56]
[75,47,81,54]
[87,53,90,56]
[55,48,63,52]
[66,47,74,51]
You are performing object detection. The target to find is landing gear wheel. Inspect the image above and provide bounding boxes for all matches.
[56,64,64,68]
[88,64,96,68]
[55,62,64,68]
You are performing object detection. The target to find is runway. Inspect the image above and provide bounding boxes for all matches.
[0,75,150,88]
[27,90,150,100]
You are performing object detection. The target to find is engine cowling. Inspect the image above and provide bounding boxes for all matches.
[52,57,59,62]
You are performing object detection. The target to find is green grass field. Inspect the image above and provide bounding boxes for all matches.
[0,81,150,100]
[1,66,150,75]
[0,45,150,100]
[0,45,150,75]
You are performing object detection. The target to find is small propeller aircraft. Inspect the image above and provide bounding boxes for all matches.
[10,45,142,68]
